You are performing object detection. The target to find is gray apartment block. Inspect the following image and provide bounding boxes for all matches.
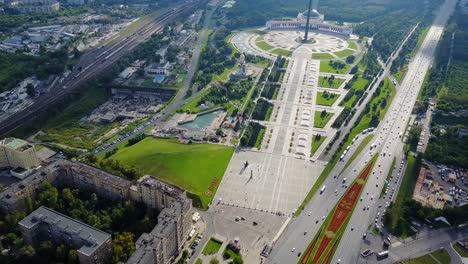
[19,206,112,264]
[1,159,193,264]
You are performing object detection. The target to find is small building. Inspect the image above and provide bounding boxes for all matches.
[147,62,173,76]
[119,67,138,79]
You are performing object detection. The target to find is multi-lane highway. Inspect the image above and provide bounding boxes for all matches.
[332,0,456,262]
[0,0,200,137]
[268,0,457,263]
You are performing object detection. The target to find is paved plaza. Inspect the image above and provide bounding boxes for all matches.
[215,36,354,214]
[230,30,352,59]
[264,31,349,53]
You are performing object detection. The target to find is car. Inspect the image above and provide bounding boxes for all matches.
[297,252,302,257]
[371,195,374,200]
[304,231,307,235]
[292,248,295,252]
[308,212,311,216]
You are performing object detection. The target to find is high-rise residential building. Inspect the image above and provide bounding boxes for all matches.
[0,138,40,170]
[19,206,112,264]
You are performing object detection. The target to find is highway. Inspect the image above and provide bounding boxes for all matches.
[332,0,457,262]
[0,0,200,137]
[267,0,457,263]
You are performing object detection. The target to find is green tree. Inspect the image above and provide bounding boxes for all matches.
[26,83,35,97]
[68,249,79,264]
[19,245,36,258]
[210,257,220,264]
[112,232,135,263]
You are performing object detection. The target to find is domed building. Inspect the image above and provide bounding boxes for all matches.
[265,7,352,36]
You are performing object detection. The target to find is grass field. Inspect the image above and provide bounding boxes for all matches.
[256,41,274,51]
[222,247,242,261]
[381,158,396,198]
[454,243,468,257]
[318,76,346,89]
[316,91,339,106]
[178,89,211,113]
[195,259,202,264]
[311,136,326,155]
[431,249,451,264]
[341,134,374,173]
[347,41,358,50]
[389,154,419,237]
[214,63,238,81]
[320,60,350,74]
[314,111,334,128]
[334,49,355,58]
[202,238,223,255]
[271,48,292,57]
[402,254,439,264]
[312,53,335,60]
[111,137,234,209]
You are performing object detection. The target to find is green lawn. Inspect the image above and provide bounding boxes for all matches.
[202,238,223,255]
[195,259,202,264]
[341,134,374,173]
[431,249,451,264]
[347,41,358,50]
[394,68,406,83]
[214,63,238,81]
[178,89,211,113]
[111,137,234,209]
[271,48,292,57]
[312,53,335,60]
[254,128,266,148]
[320,60,350,74]
[311,136,326,155]
[401,254,439,264]
[334,49,355,58]
[352,77,369,90]
[453,243,468,257]
[256,41,274,51]
[222,247,242,261]
[389,154,418,236]
[316,91,339,106]
[314,111,334,128]
[318,76,346,89]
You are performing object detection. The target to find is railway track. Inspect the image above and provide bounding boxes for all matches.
[0,1,198,136]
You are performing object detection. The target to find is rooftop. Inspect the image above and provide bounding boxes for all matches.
[18,206,111,256]
[1,137,28,150]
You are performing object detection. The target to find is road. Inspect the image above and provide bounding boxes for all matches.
[268,0,457,263]
[0,0,199,137]
[96,0,221,155]
[331,0,457,263]
[320,23,419,161]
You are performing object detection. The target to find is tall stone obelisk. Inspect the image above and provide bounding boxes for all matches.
[303,0,313,42]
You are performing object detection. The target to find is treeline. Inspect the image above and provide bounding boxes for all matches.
[261,83,280,100]
[354,0,443,61]
[274,55,287,68]
[193,26,236,89]
[85,154,142,181]
[424,127,468,168]
[385,199,468,237]
[223,0,433,30]
[128,133,146,146]
[251,99,273,121]
[0,48,68,92]
[240,122,265,147]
